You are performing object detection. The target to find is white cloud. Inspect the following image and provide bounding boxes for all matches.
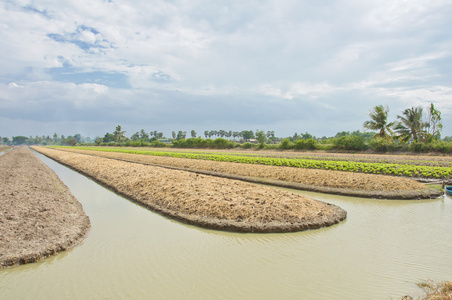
[0,0,451,137]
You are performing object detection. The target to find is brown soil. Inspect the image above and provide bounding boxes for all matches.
[33,147,347,233]
[0,147,90,269]
[56,148,441,199]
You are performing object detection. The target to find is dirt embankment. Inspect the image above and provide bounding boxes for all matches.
[57,148,442,199]
[0,147,90,269]
[33,147,347,233]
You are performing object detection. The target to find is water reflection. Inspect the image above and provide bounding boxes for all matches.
[0,151,450,299]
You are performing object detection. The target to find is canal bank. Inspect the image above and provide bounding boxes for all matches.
[0,147,90,269]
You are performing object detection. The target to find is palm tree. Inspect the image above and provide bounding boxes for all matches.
[395,106,424,143]
[363,105,394,139]
[113,125,125,143]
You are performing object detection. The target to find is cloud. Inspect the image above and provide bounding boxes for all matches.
[0,0,451,138]
[47,25,113,53]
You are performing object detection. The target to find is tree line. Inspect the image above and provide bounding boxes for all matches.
[2,103,451,153]
[1,133,92,147]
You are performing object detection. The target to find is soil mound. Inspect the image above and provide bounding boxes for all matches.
[0,147,90,269]
[34,147,347,233]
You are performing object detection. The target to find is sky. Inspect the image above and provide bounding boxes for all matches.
[1,0,451,139]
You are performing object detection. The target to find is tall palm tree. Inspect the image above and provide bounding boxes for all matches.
[363,105,394,139]
[114,125,125,143]
[395,106,424,143]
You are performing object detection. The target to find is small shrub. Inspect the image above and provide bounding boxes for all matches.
[332,136,367,151]
[410,142,429,153]
[213,138,233,149]
[294,138,318,150]
[432,141,452,153]
[369,137,399,152]
[149,141,166,147]
[279,138,293,150]
[242,142,253,149]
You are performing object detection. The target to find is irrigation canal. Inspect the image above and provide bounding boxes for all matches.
[0,151,451,299]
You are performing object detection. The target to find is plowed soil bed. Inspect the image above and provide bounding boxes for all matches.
[0,147,90,269]
[34,147,347,233]
[55,148,441,199]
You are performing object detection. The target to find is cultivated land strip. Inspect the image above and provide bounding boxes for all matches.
[33,147,347,233]
[53,147,443,199]
[59,146,452,180]
[0,147,90,269]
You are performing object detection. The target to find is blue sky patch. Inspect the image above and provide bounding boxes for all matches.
[48,66,131,89]
[47,25,111,52]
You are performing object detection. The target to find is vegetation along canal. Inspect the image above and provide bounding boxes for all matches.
[0,151,451,299]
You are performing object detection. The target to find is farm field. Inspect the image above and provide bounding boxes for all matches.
[50,146,444,199]
[33,146,346,233]
[58,146,452,180]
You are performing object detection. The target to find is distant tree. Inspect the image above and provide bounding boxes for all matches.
[113,125,125,143]
[12,136,28,145]
[2,137,11,145]
[65,137,77,146]
[300,132,313,140]
[103,133,115,143]
[255,130,267,144]
[191,130,197,138]
[73,134,82,143]
[335,131,350,138]
[241,130,255,141]
[204,130,209,138]
[351,130,375,142]
[140,129,149,141]
[363,105,394,139]
[131,132,141,141]
[172,131,176,139]
[424,103,443,141]
[395,107,424,143]
[210,130,218,138]
[266,131,275,138]
[176,131,187,140]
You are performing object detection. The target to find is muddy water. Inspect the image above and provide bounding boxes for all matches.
[1,152,451,299]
